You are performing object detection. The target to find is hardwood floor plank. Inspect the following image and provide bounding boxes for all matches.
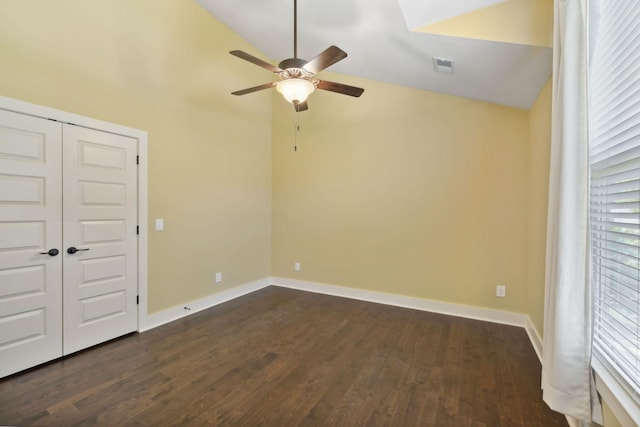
[0,286,568,426]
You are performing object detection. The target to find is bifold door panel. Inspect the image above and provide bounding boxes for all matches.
[0,110,63,377]
[0,110,138,378]
[62,125,138,355]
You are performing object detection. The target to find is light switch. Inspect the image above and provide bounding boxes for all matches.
[155,218,164,231]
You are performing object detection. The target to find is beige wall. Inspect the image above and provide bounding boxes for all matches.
[0,0,537,318]
[526,78,552,336]
[417,0,553,47]
[272,72,531,313]
[602,401,624,427]
[0,0,571,328]
[0,0,273,313]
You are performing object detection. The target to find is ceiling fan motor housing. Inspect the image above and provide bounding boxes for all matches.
[278,58,307,70]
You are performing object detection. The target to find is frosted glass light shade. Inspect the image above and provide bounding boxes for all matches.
[276,78,315,104]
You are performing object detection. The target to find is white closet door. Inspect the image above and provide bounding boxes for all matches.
[0,110,63,377]
[62,124,138,355]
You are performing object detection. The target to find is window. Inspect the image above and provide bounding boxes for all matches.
[589,0,640,404]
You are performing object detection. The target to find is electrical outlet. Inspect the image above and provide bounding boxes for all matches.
[215,272,222,283]
[294,262,301,272]
[496,285,506,298]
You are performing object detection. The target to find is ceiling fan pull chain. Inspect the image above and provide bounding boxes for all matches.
[294,110,299,152]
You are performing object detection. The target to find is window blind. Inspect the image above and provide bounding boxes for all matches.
[589,0,640,400]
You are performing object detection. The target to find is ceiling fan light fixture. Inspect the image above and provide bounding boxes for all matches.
[276,78,315,104]
[229,0,363,112]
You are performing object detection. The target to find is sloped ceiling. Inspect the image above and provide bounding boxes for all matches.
[195,0,553,109]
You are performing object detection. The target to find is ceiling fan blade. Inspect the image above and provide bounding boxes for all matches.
[231,82,276,96]
[303,46,347,75]
[230,50,282,73]
[316,80,364,98]
[294,100,309,112]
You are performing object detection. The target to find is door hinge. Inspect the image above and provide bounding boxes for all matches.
[136,155,139,165]
[136,225,139,235]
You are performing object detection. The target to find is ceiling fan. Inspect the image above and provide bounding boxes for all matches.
[229,0,364,112]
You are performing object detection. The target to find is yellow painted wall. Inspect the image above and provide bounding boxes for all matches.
[603,401,624,427]
[526,78,551,336]
[417,0,552,48]
[0,0,538,319]
[0,0,273,313]
[0,0,564,335]
[272,72,530,313]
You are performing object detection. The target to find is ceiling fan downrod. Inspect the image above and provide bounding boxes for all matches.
[278,0,306,69]
[294,0,298,59]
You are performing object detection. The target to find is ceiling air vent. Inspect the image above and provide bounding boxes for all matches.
[433,57,454,74]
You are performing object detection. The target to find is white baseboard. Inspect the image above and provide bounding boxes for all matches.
[139,277,271,332]
[272,277,528,328]
[141,276,538,359]
[525,316,543,363]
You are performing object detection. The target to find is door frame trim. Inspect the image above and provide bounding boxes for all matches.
[0,96,149,332]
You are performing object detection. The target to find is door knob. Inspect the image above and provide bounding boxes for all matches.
[67,246,90,255]
[39,248,59,256]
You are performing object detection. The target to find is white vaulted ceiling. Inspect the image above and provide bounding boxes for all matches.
[195,0,553,109]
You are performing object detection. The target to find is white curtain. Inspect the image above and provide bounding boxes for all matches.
[542,0,603,424]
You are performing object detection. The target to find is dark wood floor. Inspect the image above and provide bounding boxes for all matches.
[0,286,567,426]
